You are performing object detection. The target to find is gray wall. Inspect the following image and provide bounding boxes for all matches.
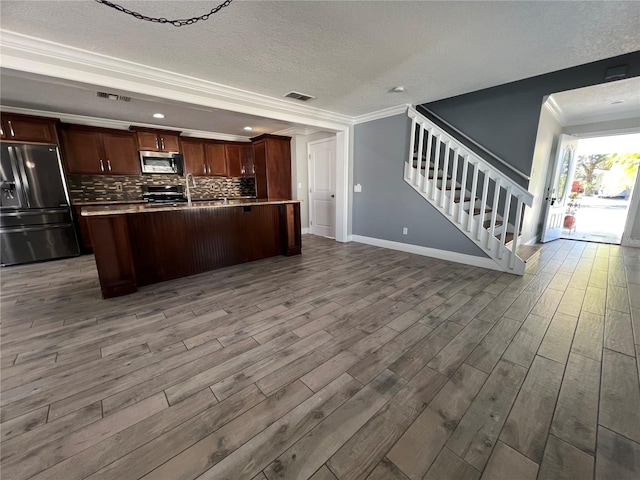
[352,114,487,257]
[422,51,640,180]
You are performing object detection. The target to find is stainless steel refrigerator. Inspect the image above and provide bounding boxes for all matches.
[1,143,80,266]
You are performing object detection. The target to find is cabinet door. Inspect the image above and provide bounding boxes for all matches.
[265,138,292,199]
[205,143,227,176]
[241,145,255,177]
[225,144,243,177]
[2,116,56,143]
[102,132,139,175]
[182,141,207,175]
[159,134,180,152]
[60,128,104,174]
[136,131,159,151]
[253,140,268,198]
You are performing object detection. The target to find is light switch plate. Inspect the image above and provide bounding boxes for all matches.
[354,184,362,193]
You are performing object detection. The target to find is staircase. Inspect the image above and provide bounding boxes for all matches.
[405,107,533,275]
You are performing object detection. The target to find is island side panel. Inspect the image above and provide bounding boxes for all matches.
[280,202,302,256]
[86,215,137,298]
[125,204,283,286]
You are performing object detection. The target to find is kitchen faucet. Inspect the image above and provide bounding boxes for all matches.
[185,173,196,206]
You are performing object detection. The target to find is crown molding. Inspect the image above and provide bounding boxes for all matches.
[0,105,250,142]
[544,97,566,125]
[0,30,353,131]
[562,110,640,127]
[272,126,322,137]
[353,104,409,124]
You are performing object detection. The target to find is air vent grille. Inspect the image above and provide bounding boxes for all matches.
[284,91,315,102]
[97,92,131,102]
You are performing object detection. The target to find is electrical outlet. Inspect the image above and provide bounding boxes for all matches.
[354,184,362,193]
[115,182,123,192]
[402,227,408,235]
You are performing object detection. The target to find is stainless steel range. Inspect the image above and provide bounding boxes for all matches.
[142,184,187,203]
[1,143,80,266]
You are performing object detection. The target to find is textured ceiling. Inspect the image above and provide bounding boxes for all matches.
[1,1,639,117]
[549,77,640,125]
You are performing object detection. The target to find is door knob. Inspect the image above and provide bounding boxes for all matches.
[331,194,335,198]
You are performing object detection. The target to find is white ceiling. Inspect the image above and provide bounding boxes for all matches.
[549,77,640,125]
[1,0,639,118]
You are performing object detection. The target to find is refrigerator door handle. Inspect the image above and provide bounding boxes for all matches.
[6,146,26,208]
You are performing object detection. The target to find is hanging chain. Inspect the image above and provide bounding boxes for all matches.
[94,0,234,27]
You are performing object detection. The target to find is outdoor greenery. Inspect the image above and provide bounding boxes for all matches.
[575,152,640,196]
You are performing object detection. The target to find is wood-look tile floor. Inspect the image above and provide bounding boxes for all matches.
[1,235,639,480]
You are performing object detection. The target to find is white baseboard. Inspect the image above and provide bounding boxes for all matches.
[350,235,503,271]
[622,236,640,248]
[524,236,540,246]
[301,227,310,235]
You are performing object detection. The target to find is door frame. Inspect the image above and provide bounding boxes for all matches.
[308,136,337,238]
[622,163,640,247]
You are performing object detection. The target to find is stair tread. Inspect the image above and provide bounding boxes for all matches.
[483,220,504,228]
[497,232,515,243]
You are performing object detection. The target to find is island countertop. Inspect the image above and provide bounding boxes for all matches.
[80,198,301,216]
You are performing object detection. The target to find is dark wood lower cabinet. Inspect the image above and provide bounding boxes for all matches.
[86,202,301,298]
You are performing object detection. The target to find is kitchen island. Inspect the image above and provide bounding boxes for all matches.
[81,199,301,298]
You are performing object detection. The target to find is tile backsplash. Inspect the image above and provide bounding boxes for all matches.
[67,174,256,203]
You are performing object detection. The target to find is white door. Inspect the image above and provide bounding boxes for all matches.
[308,138,336,238]
[541,134,580,243]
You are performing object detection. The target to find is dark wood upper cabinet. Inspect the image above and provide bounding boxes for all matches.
[205,143,227,176]
[241,145,255,177]
[60,125,139,175]
[251,134,292,199]
[131,127,181,152]
[1,113,58,144]
[225,144,243,177]
[60,127,104,174]
[225,143,255,177]
[101,132,139,175]
[181,139,207,176]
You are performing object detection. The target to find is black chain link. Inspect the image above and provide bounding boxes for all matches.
[94,0,234,27]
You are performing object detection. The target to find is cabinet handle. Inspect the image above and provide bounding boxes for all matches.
[160,137,165,150]
[155,137,159,150]
[99,159,105,172]
[107,160,112,172]
[203,163,207,175]
[241,166,245,175]
[252,165,255,174]
[8,120,15,137]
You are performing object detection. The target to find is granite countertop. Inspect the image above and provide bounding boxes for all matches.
[80,199,301,216]
[72,200,149,206]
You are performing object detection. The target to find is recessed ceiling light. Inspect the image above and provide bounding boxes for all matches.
[610,100,625,105]
[153,113,165,119]
[390,86,405,93]
[244,126,253,131]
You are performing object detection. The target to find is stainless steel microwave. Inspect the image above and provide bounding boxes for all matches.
[139,151,184,175]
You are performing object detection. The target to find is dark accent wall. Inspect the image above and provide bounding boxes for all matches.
[421,51,640,182]
[352,114,487,258]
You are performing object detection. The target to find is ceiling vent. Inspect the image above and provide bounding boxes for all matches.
[97,91,131,102]
[283,91,316,102]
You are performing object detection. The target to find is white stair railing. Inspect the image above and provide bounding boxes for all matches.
[405,106,534,275]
